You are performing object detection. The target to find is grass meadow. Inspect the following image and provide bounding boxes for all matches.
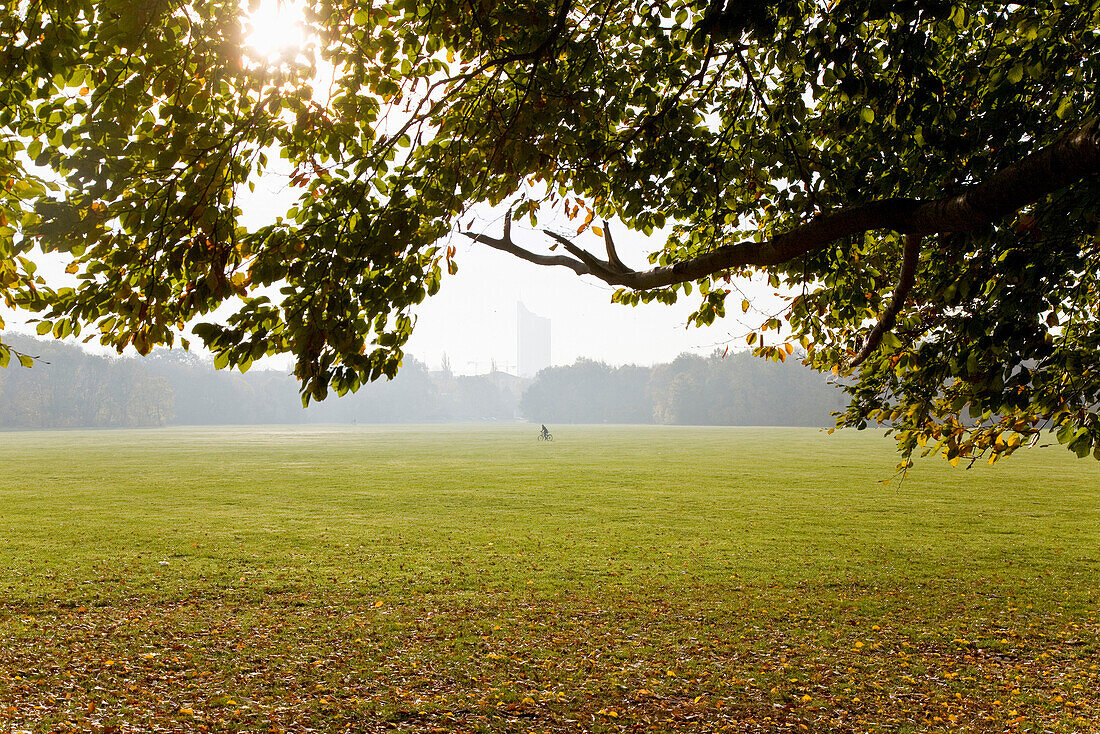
[1,425,1098,733]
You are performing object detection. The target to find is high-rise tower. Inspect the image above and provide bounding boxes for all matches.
[516,302,551,378]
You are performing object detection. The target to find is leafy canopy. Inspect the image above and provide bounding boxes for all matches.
[1,0,1098,464]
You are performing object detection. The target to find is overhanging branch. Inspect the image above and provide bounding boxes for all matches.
[465,116,1099,290]
[542,229,617,275]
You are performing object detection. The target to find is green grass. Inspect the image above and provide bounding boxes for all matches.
[1,425,1098,733]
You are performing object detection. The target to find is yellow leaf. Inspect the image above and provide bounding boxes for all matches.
[373,600,384,608]
[591,226,603,236]
[741,299,750,313]
[65,261,80,274]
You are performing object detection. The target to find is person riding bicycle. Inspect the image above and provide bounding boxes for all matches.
[540,424,550,440]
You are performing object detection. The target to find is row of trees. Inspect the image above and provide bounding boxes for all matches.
[147,350,527,424]
[0,335,525,428]
[0,335,842,429]
[522,352,844,426]
[0,335,173,428]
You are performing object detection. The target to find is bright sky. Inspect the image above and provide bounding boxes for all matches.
[405,221,757,375]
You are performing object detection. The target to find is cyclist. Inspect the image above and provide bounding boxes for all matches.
[540,424,550,440]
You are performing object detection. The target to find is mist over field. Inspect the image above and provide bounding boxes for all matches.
[0,334,844,429]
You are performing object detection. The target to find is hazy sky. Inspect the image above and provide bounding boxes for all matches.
[405,217,772,374]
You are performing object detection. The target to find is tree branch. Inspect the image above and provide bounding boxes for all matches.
[463,216,592,277]
[602,220,628,273]
[542,229,619,276]
[849,233,923,369]
[466,116,1100,290]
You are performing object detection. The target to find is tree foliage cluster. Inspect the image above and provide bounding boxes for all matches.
[0,0,1098,462]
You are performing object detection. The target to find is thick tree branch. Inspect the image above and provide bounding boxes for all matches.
[468,116,1100,289]
[849,233,923,369]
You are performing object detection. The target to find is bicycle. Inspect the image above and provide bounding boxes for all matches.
[538,430,554,442]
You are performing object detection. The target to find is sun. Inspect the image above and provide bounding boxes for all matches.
[241,0,307,64]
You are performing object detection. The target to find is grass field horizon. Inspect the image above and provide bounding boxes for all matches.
[2,425,1098,732]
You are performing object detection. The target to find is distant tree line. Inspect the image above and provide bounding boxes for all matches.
[522,352,844,426]
[0,335,173,428]
[0,334,842,429]
[0,334,525,428]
